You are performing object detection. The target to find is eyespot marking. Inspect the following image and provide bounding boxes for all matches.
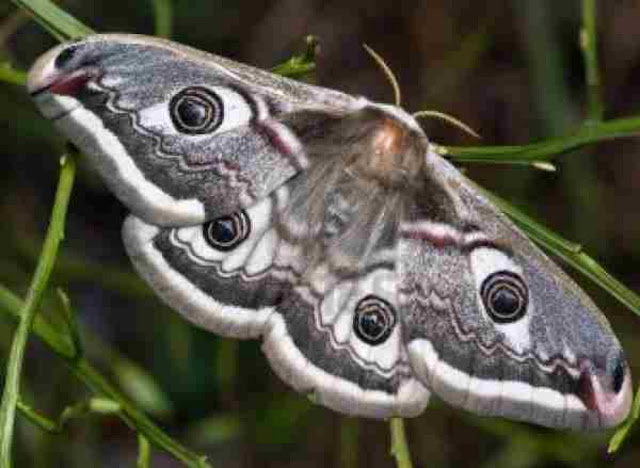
[203,210,251,251]
[170,86,224,134]
[480,271,528,324]
[353,295,396,345]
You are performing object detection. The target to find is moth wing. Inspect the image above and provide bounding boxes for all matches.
[123,170,429,418]
[28,34,364,226]
[400,150,632,429]
[123,192,283,339]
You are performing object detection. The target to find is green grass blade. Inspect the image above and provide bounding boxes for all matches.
[339,418,359,468]
[10,0,94,41]
[0,154,76,468]
[389,418,413,468]
[111,358,174,418]
[18,397,120,434]
[0,285,76,359]
[581,0,604,122]
[137,434,151,468]
[55,288,83,360]
[0,286,212,467]
[0,63,27,86]
[481,188,640,317]
[16,399,60,433]
[150,0,173,38]
[445,114,640,164]
[271,35,318,78]
[608,384,640,453]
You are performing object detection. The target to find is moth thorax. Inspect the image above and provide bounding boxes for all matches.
[353,116,426,188]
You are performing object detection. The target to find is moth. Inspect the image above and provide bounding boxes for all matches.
[27,34,632,430]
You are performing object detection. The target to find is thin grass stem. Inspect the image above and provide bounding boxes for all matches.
[0,154,76,468]
[389,418,413,468]
[581,0,604,122]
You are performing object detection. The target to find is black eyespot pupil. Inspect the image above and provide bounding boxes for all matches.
[203,211,250,251]
[176,97,210,128]
[480,270,528,324]
[360,310,386,338]
[170,87,223,134]
[210,218,235,243]
[491,288,520,317]
[353,296,396,345]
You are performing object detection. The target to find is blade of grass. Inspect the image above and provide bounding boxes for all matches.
[75,360,211,467]
[15,399,59,433]
[580,0,640,447]
[480,188,640,316]
[137,434,151,468]
[0,285,212,468]
[581,0,604,123]
[10,0,94,41]
[271,35,318,78]
[12,234,153,300]
[109,355,174,418]
[17,397,120,434]
[0,153,76,468]
[0,282,172,420]
[55,288,82,360]
[150,0,173,39]
[0,62,26,86]
[445,113,640,163]
[608,384,640,453]
[389,418,413,468]
[0,285,75,359]
[185,414,242,446]
[339,418,359,468]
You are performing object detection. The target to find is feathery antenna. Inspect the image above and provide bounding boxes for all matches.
[363,44,402,106]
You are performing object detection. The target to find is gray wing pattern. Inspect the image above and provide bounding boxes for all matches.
[399,150,631,429]
[28,34,631,427]
[123,169,429,418]
[28,34,364,226]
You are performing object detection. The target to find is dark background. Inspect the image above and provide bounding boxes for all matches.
[1,0,639,466]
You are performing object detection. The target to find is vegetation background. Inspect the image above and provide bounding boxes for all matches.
[0,0,639,467]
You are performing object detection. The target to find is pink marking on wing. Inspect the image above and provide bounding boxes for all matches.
[47,69,97,96]
[400,223,496,250]
[399,227,461,248]
[576,359,633,427]
[254,119,307,170]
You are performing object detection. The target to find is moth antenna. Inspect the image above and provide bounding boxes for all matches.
[363,44,401,106]
[413,110,481,139]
